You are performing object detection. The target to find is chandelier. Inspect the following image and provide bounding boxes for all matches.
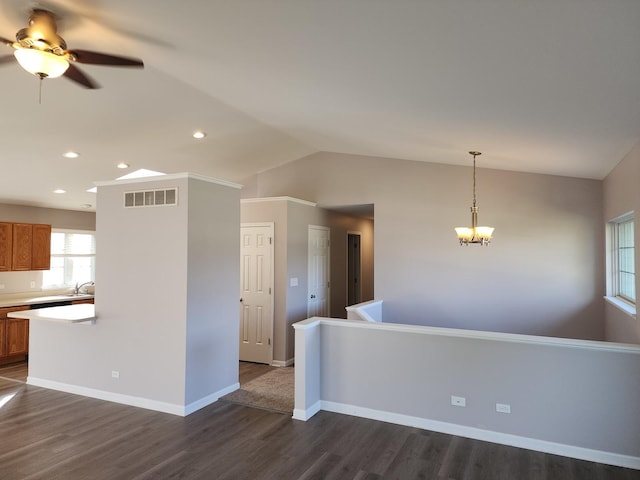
[454,151,495,246]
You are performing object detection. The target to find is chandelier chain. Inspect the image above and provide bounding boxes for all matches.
[472,152,477,207]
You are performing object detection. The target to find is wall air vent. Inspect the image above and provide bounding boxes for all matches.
[124,188,178,208]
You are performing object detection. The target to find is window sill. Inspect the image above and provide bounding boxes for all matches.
[604,296,637,319]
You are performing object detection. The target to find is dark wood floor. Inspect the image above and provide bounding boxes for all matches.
[238,360,278,385]
[0,361,28,382]
[0,365,638,479]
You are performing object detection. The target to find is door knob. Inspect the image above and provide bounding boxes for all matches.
[310,294,316,299]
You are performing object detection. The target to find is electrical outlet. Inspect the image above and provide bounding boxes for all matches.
[496,403,511,414]
[111,371,120,379]
[451,395,466,407]
[30,281,36,288]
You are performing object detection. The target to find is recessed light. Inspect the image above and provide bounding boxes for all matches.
[80,204,92,209]
[87,187,97,193]
[193,131,206,139]
[53,189,66,194]
[63,151,80,158]
[117,162,130,169]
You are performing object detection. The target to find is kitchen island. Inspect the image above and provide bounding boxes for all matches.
[8,304,96,324]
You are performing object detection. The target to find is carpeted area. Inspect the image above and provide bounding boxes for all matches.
[221,366,294,414]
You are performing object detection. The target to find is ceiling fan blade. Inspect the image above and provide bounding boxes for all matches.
[64,63,100,89]
[68,49,143,67]
[0,36,14,46]
[0,54,15,65]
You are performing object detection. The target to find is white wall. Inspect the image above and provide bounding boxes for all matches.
[28,174,240,415]
[245,152,605,340]
[603,140,640,344]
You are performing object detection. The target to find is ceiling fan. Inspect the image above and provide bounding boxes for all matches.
[0,8,143,89]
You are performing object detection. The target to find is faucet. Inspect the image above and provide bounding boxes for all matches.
[74,281,95,295]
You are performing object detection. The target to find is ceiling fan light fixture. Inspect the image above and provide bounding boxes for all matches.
[14,48,69,78]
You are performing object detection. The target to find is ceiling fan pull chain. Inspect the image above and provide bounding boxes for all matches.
[38,75,42,104]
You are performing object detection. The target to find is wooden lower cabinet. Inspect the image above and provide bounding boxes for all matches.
[0,305,30,365]
[7,318,29,356]
[0,319,5,358]
[71,298,95,305]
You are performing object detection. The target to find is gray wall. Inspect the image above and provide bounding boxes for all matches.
[0,204,95,295]
[294,318,640,468]
[0,204,95,230]
[603,140,640,344]
[245,152,605,340]
[241,198,374,363]
[186,177,240,404]
[241,199,290,362]
[325,210,375,316]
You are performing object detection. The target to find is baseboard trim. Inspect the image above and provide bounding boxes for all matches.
[320,401,640,470]
[27,377,240,417]
[292,401,321,421]
[271,358,294,367]
[184,383,239,416]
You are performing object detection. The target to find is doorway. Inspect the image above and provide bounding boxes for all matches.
[239,223,274,364]
[347,232,362,306]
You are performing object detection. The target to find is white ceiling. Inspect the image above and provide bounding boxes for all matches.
[0,0,639,212]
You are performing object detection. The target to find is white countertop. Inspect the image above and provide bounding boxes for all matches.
[8,304,96,324]
[0,294,94,308]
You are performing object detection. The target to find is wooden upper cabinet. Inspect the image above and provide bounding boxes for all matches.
[32,224,52,270]
[12,223,33,271]
[0,222,12,271]
[0,222,51,271]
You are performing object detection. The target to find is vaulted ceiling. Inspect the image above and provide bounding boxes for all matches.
[0,0,638,211]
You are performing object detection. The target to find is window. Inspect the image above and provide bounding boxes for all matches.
[42,230,96,288]
[607,213,635,311]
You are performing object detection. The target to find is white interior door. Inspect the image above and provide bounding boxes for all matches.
[308,225,330,318]
[240,223,274,364]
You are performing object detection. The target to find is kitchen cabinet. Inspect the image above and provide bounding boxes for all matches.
[2,222,51,271]
[7,318,29,355]
[71,298,95,305]
[0,305,30,365]
[0,222,11,271]
[31,224,52,270]
[12,223,33,270]
[0,318,4,357]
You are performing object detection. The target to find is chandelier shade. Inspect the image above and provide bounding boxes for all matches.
[454,151,495,246]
